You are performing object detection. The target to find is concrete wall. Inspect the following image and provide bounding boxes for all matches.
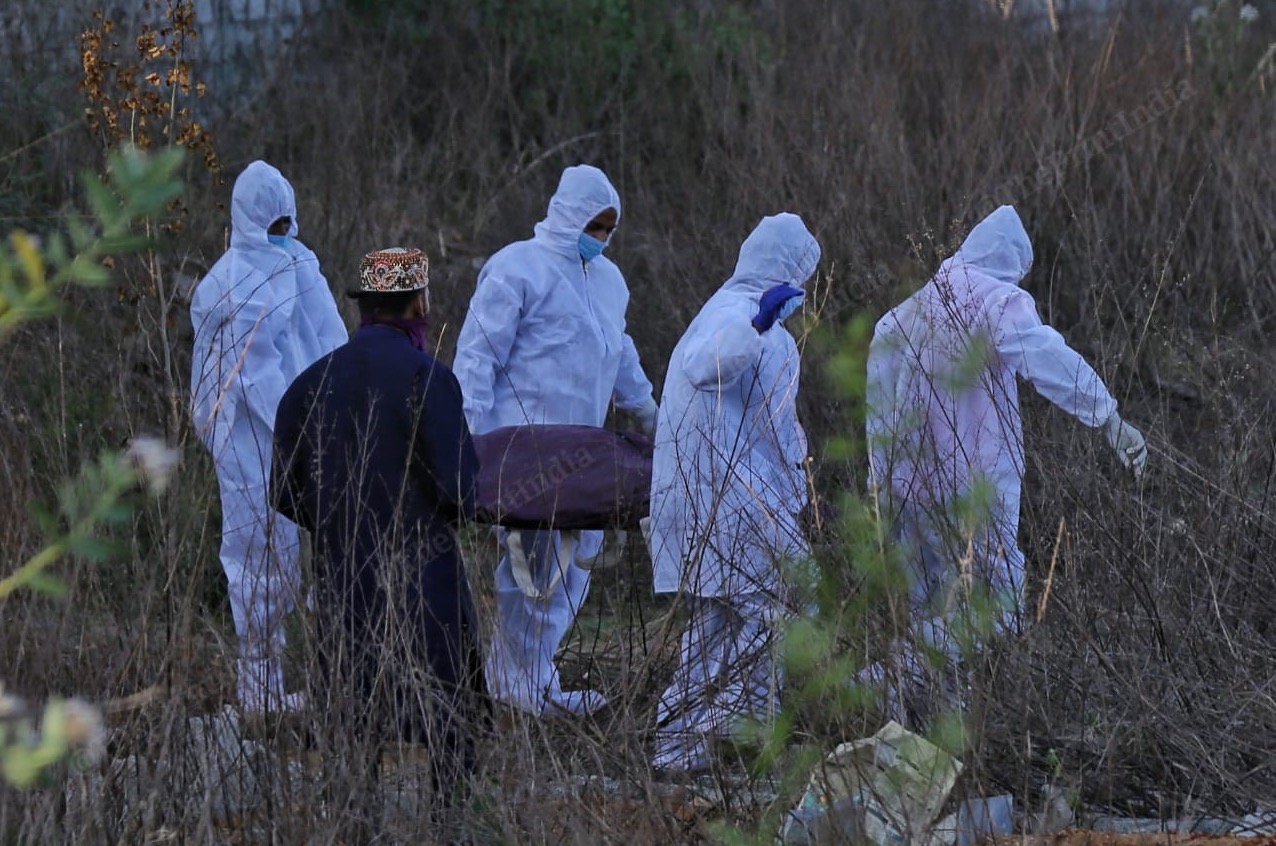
[193,0,335,93]
[0,0,336,96]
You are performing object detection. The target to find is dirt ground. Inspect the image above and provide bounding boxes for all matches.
[986,833,1276,846]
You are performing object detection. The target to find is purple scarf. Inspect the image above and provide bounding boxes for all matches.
[360,314,430,352]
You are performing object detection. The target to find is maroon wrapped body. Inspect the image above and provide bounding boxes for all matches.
[472,425,654,530]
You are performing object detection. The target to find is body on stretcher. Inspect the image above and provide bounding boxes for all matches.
[471,424,654,595]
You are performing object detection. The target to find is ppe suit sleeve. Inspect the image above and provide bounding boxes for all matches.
[415,363,481,523]
[865,319,907,493]
[611,331,656,412]
[297,250,348,353]
[188,299,218,438]
[758,337,810,509]
[230,280,291,433]
[452,272,524,431]
[681,318,763,391]
[865,354,908,499]
[778,375,808,468]
[995,290,1118,427]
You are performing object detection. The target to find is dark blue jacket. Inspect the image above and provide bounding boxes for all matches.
[271,323,485,742]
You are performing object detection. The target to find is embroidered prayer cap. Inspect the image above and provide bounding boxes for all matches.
[350,247,429,297]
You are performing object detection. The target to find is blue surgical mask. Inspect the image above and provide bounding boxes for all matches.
[578,232,606,264]
[267,234,292,249]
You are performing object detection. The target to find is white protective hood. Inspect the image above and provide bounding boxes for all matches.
[453,164,654,435]
[867,204,1117,534]
[230,160,300,252]
[189,161,347,470]
[648,213,820,599]
[944,203,1034,288]
[724,211,823,294]
[532,164,622,258]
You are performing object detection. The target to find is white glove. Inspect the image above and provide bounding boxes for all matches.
[635,397,658,437]
[1103,413,1148,479]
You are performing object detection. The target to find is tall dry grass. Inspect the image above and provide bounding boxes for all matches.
[2,0,1276,841]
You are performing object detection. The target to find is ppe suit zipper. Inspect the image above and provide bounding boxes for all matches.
[580,259,611,357]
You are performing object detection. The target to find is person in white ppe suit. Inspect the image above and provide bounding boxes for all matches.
[190,160,348,713]
[647,213,820,772]
[453,164,659,717]
[865,204,1147,711]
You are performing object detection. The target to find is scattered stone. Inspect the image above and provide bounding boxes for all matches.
[1090,816,1234,835]
[779,794,866,845]
[546,773,630,799]
[1033,783,1075,834]
[183,705,266,823]
[66,705,270,832]
[1232,810,1276,836]
[924,811,959,846]
[64,753,153,834]
[956,795,1014,846]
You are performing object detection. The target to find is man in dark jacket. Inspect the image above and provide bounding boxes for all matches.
[271,247,488,799]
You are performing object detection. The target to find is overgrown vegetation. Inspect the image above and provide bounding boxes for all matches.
[1,0,1274,842]
[0,145,185,788]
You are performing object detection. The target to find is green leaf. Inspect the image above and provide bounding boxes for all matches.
[65,217,94,253]
[66,534,116,562]
[30,504,58,538]
[108,145,185,218]
[23,572,68,598]
[56,484,81,525]
[102,503,135,524]
[97,234,153,254]
[81,172,120,227]
[44,233,69,267]
[65,256,110,286]
[927,711,971,757]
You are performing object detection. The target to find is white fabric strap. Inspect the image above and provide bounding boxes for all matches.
[509,530,574,600]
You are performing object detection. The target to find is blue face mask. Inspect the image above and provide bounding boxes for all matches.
[578,232,606,264]
[267,234,292,249]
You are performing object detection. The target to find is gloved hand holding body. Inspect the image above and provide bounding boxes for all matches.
[1103,412,1148,479]
[752,284,805,334]
[635,396,659,437]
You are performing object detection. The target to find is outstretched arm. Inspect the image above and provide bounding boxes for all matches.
[994,289,1117,427]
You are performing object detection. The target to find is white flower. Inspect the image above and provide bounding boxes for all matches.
[1239,3,1259,23]
[59,698,107,767]
[126,435,180,494]
[0,682,22,719]
[1190,5,1210,23]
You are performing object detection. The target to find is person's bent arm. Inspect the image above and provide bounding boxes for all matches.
[415,364,480,522]
[297,249,349,353]
[682,319,763,392]
[612,330,656,412]
[269,387,308,529]
[452,271,524,432]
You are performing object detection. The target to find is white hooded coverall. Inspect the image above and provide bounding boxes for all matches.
[866,205,1118,669]
[189,161,348,706]
[647,213,820,767]
[452,164,657,715]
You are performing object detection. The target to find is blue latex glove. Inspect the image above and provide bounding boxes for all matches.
[752,284,805,333]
